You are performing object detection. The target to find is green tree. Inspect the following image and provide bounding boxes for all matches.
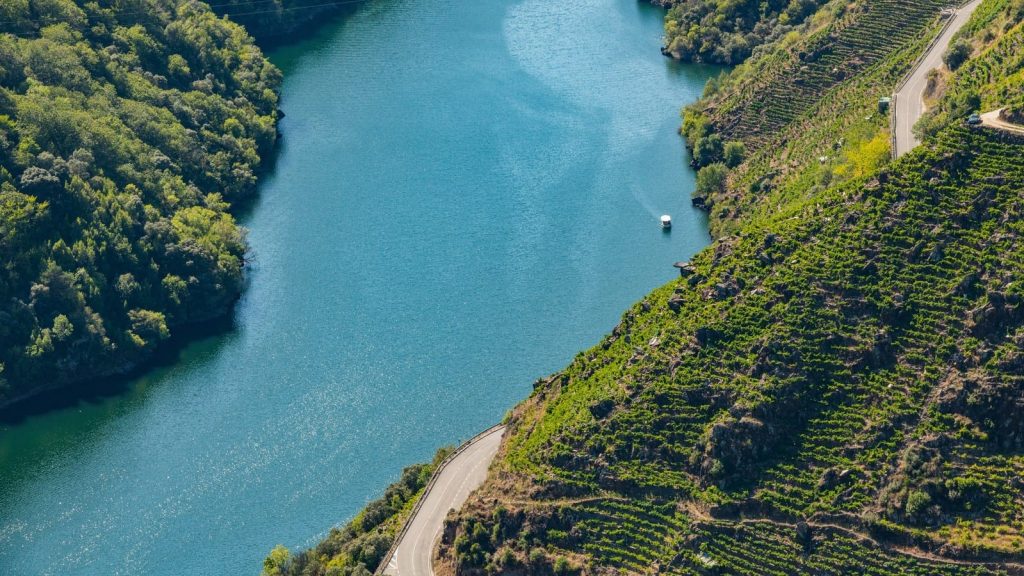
[723,141,746,167]
[528,548,547,567]
[262,545,291,576]
[52,314,74,342]
[695,163,729,197]
[128,309,170,349]
[693,133,723,166]
[943,39,972,71]
[0,0,280,405]
[906,490,932,518]
[553,556,573,575]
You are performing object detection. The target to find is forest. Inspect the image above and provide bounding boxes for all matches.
[0,0,280,406]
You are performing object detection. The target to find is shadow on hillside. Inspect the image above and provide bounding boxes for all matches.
[0,313,240,425]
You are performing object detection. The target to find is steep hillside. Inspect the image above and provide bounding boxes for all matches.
[0,0,279,406]
[444,124,1024,575]
[918,0,1024,136]
[683,0,951,236]
[433,1,1024,574]
[658,0,830,64]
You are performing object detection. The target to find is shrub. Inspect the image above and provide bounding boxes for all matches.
[723,141,746,168]
[695,163,729,197]
[693,134,724,166]
[906,490,932,518]
[944,39,972,71]
[262,545,291,576]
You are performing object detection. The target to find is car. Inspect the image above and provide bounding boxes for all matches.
[967,113,982,125]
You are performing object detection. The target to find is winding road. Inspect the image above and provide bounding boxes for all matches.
[374,5,988,575]
[893,0,984,157]
[381,425,505,576]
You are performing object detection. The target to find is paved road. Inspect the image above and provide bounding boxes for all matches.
[893,0,984,157]
[383,425,505,576]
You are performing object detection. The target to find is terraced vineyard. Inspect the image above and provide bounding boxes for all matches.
[438,41,1024,576]
[919,14,1024,136]
[703,0,949,148]
[557,499,690,571]
[681,0,958,235]
[682,521,1002,574]
[439,120,1024,575]
[424,1,1024,574]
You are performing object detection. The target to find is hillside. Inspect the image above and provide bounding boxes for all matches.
[0,0,279,407]
[658,0,830,64]
[431,0,1024,574]
[682,0,950,236]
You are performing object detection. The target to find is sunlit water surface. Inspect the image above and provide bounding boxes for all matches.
[0,0,717,573]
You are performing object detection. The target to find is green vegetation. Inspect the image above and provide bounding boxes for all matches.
[722,140,745,167]
[694,162,727,200]
[431,0,1024,574]
[0,0,280,406]
[944,38,973,71]
[447,123,1024,574]
[263,447,453,576]
[681,0,948,235]
[660,0,829,64]
[212,0,363,42]
[918,0,1024,136]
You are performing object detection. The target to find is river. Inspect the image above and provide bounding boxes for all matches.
[0,0,716,573]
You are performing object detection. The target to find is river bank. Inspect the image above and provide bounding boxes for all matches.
[0,1,717,573]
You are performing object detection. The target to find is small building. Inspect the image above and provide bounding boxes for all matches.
[878,96,891,113]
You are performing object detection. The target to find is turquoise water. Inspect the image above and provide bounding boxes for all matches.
[0,0,716,573]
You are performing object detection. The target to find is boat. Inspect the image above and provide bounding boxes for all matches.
[660,214,672,229]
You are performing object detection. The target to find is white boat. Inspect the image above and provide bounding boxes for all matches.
[660,214,672,229]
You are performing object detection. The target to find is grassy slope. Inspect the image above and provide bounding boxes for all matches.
[435,1,1024,574]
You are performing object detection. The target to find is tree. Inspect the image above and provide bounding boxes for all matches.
[693,134,724,166]
[837,133,889,178]
[905,489,932,519]
[528,548,547,567]
[943,39,972,71]
[723,141,746,167]
[52,313,74,341]
[695,163,729,197]
[127,309,170,349]
[262,545,291,576]
[0,0,280,403]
